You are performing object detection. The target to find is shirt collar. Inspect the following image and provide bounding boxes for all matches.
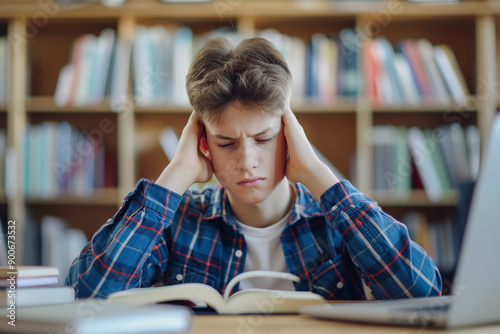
[202,182,322,226]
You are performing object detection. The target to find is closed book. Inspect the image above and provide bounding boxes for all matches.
[0,299,192,334]
[434,44,468,106]
[0,266,60,288]
[0,285,74,307]
[416,39,451,105]
[407,127,444,202]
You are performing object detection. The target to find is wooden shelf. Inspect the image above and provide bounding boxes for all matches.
[25,188,120,206]
[1,0,497,267]
[1,1,500,19]
[372,189,458,207]
[135,98,357,114]
[372,97,478,113]
[26,96,114,113]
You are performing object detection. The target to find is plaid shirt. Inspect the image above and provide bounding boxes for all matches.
[67,178,442,300]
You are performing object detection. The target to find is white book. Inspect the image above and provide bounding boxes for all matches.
[54,64,74,107]
[91,28,115,106]
[416,39,450,105]
[448,122,470,183]
[40,122,59,199]
[0,299,192,334]
[41,216,69,278]
[317,34,337,105]
[393,53,420,106]
[148,25,171,106]
[65,228,88,269]
[0,129,6,194]
[132,25,154,107]
[465,124,480,181]
[289,37,307,104]
[0,37,8,105]
[172,27,193,106]
[0,285,74,307]
[110,38,132,112]
[74,35,97,107]
[408,127,444,202]
[434,45,467,106]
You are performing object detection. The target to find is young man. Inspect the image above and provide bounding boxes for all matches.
[67,37,442,300]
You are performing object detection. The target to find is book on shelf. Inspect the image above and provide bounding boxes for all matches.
[408,126,447,202]
[0,218,7,267]
[416,39,451,106]
[0,285,75,307]
[434,44,470,106]
[108,271,326,314]
[41,216,88,281]
[401,211,459,273]
[366,37,468,107]
[0,266,60,288]
[23,121,108,199]
[373,123,480,202]
[55,29,116,108]
[0,299,192,334]
[372,125,411,196]
[0,129,6,195]
[110,38,131,112]
[0,36,8,106]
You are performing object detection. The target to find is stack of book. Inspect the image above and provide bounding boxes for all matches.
[0,266,74,307]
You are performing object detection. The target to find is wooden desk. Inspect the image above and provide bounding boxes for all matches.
[188,314,500,334]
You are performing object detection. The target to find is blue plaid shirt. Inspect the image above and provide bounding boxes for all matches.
[67,178,442,300]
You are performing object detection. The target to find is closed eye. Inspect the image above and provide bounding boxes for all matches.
[256,138,273,144]
[217,142,234,148]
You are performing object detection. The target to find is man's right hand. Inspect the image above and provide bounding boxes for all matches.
[155,112,214,195]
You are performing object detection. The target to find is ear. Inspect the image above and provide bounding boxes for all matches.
[199,136,211,161]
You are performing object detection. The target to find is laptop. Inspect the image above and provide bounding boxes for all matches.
[301,114,500,329]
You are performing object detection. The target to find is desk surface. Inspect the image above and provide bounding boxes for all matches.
[188,315,500,334]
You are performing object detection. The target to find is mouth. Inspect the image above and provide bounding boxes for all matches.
[237,178,264,187]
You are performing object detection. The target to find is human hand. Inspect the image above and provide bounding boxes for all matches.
[282,107,338,201]
[156,112,213,194]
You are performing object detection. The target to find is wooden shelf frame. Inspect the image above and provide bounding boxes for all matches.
[1,0,498,264]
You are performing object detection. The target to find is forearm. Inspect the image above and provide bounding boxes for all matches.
[320,181,442,299]
[156,161,196,196]
[301,162,339,202]
[66,179,180,298]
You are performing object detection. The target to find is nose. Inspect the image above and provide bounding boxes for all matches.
[236,141,258,171]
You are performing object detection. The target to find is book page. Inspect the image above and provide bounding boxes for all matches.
[108,283,226,312]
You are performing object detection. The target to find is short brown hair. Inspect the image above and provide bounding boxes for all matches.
[186,37,292,124]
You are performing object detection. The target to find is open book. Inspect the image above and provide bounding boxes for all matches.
[108,271,326,314]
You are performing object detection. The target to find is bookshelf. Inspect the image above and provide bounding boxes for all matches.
[0,0,497,282]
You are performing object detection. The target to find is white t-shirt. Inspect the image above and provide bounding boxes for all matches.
[234,212,295,291]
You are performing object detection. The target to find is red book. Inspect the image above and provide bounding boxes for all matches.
[399,40,433,104]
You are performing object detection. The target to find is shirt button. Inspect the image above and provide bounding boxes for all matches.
[235,250,243,258]
[176,274,183,281]
[337,281,344,289]
[331,205,338,211]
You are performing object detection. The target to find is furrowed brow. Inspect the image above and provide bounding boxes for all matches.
[215,127,274,140]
